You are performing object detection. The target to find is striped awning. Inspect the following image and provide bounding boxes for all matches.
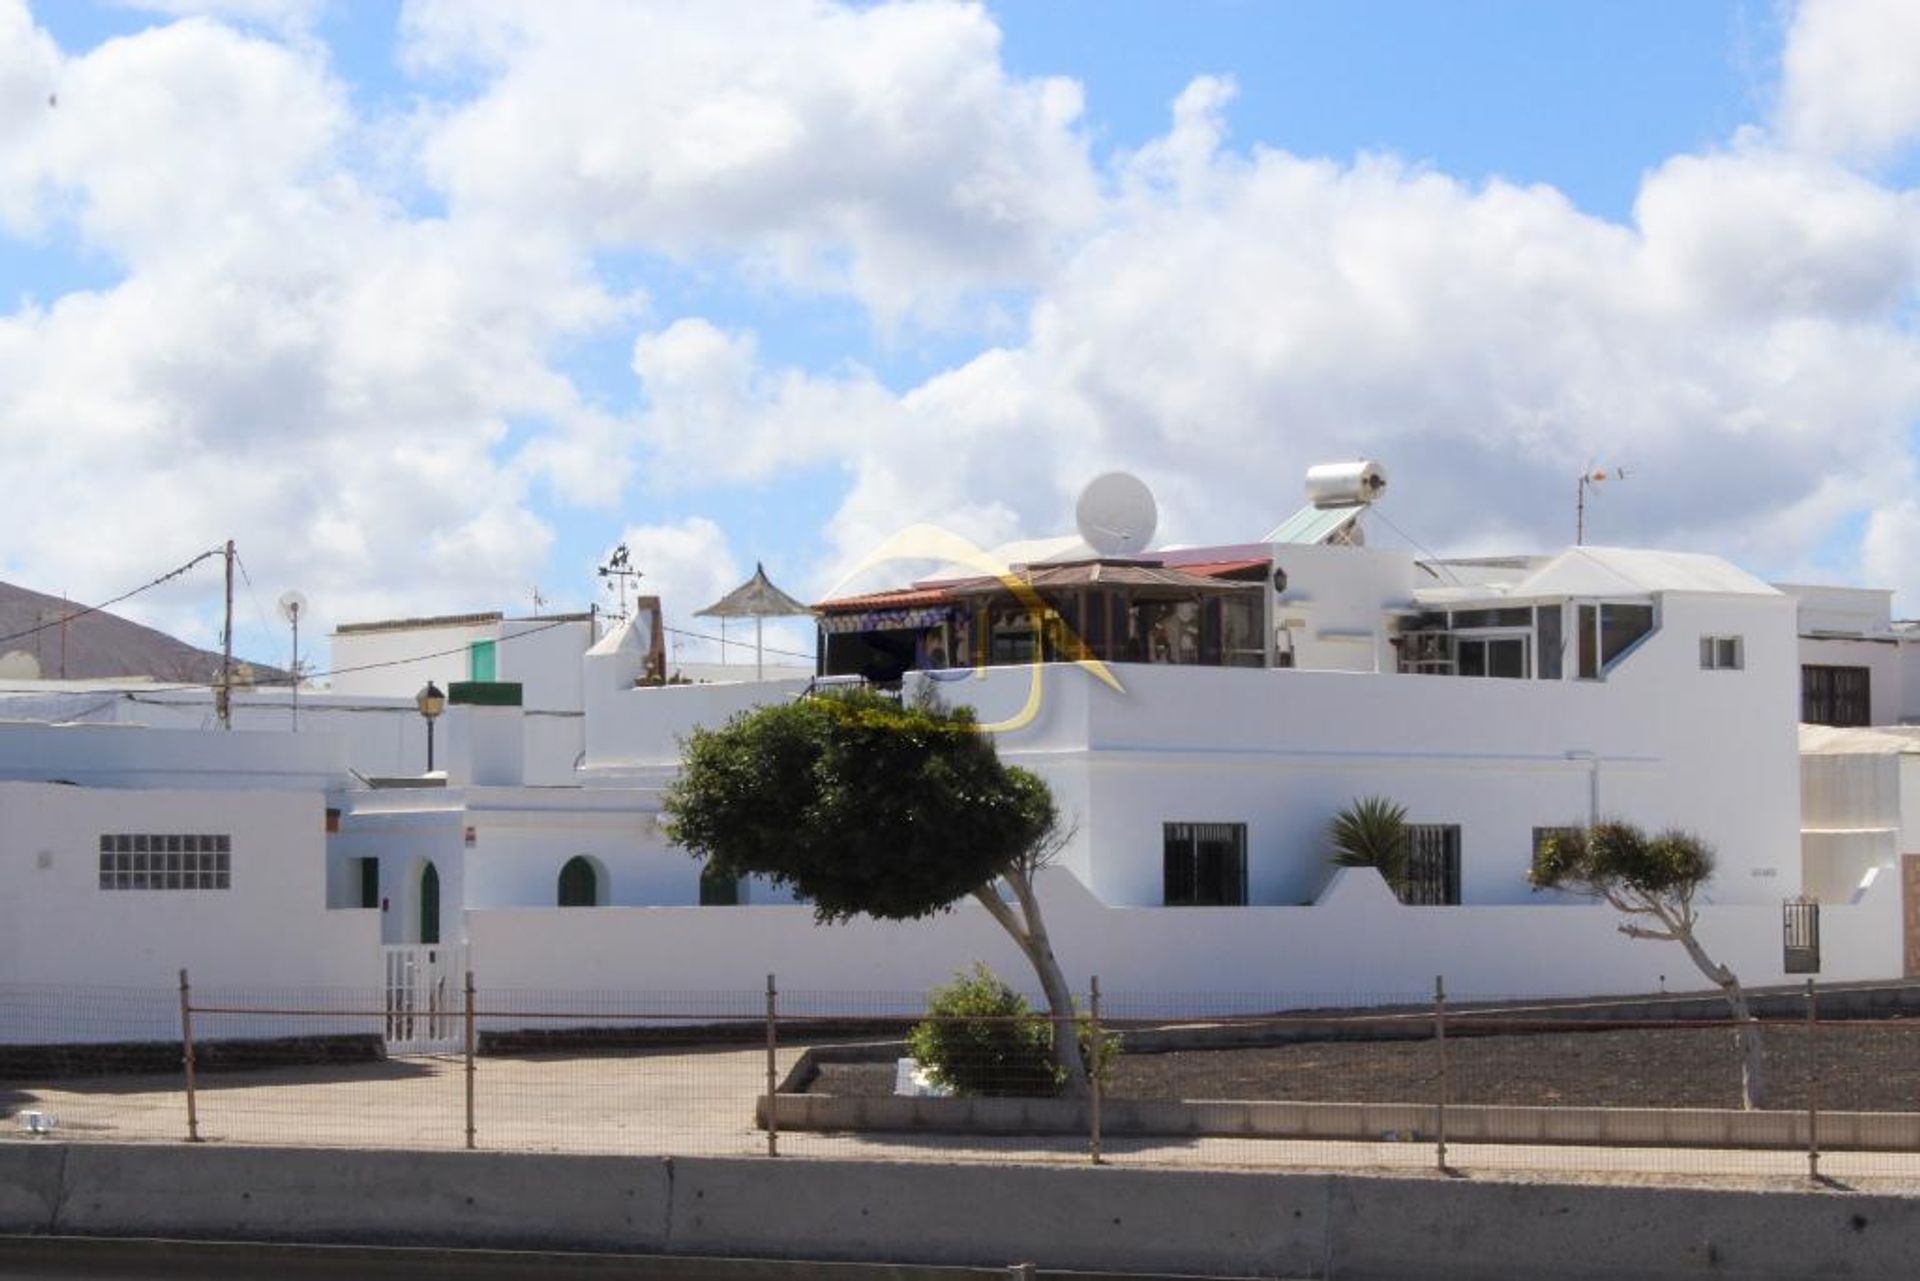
[820,606,955,635]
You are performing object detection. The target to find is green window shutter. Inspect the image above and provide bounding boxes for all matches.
[468,640,497,682]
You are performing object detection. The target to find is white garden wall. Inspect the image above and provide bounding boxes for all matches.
[466,865,1903,1010]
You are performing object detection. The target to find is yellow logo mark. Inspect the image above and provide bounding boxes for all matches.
[823,523,1124,733]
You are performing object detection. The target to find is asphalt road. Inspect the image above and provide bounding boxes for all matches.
[0,1237,1259,1281]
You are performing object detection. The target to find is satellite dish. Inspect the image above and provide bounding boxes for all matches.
[1075,472,1158,557]
[277,590,309,624]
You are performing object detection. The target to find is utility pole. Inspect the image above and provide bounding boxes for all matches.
[219,540,235,730]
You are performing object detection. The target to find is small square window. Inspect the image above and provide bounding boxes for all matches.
[215,835,231,854]
[1700,635,1743,670]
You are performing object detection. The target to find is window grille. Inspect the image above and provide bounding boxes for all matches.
[97,834,231,890]
[1402,825,1461,905]
[1783,897,1820,974]
[1802,665,1870,726]
[1163,822,1249,906]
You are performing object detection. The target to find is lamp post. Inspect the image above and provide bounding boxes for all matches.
[416,681,445,772]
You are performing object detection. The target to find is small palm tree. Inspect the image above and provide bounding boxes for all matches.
[1327,796,1411,890]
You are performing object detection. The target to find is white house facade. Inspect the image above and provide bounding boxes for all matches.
[3,469,1916,1036]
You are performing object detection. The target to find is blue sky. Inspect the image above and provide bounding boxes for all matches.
[0,0,1916,668]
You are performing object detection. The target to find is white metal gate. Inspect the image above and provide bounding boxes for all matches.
[382,944,466,1056]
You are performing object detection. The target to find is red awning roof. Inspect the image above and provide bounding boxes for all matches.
[815,585,962,612]
[816,556,1268,612]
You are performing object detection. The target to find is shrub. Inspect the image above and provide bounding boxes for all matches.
[908,963,1120,1098]
[908,964,1060,1098]
[1327,796,1411,890]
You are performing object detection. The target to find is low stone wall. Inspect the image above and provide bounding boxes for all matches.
[764,1091,1920,1151]
[480,1020,904,1057]
[0,1034,383,1081]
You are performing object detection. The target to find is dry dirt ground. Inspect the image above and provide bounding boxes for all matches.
[809,1022,1920,1111]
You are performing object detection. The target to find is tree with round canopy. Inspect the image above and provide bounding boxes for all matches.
[661,688,1090,1091]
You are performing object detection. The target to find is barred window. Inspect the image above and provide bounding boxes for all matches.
[1163,822,1248,906]
[1402,825,1461,905]
[97,834,231,890]
[1802,664,1870,727]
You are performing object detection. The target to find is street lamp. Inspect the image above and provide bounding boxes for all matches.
[415,681,445,772]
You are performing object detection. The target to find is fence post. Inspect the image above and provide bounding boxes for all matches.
[464,970,477,1151]
[177,968,201,1144]
[1088,975,1103,1166]
[765,973,779,1158]
[1434,974,1448,1173]
[1806,977,1819,1183]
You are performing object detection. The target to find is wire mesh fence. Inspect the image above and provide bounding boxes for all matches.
[5,975,1920,1183]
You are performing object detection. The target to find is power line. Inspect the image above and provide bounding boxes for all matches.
[662,623,816,663]
[231,550,288,673]
[1367,508,1465,589]
[0,547,225,650]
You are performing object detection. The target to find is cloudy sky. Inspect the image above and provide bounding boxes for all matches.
[1,0,1917,671]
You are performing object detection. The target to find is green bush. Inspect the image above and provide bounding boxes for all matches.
[908,963,1118,1098]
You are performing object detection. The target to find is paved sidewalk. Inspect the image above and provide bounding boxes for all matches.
[11,1047,1920,1194]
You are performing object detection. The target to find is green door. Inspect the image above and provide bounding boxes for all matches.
[468,640,497,682]
[419,862,440,945]
[557,856,598,907]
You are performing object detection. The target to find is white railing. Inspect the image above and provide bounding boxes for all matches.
[381,944,467,1056]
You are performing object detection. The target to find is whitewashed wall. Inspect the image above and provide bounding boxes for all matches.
[0,780,380,1042]
[0,720,348,791]
[467,865,1903,1007]
[329,619,499,700]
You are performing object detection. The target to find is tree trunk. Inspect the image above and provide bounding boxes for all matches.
[1673,924,1766,1109]
[973,871,1090,1096]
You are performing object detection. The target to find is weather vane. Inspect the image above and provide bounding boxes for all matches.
[596,542,641,620]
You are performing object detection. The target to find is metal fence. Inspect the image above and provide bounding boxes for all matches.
[5,975,1919,1184]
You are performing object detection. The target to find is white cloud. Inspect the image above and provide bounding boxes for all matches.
[401,0,1100,324]
[4,0,1920,652]
[630,317,897,486]
[1779,0,1920,162]
[0,6,629,641]
[630,77,1920,603]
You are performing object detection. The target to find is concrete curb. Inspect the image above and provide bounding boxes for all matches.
[766,1093,1920,1152]
[3,1143,1920,1278]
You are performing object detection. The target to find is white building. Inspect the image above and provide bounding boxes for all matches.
[3,467,1914,1032]
[0,721,377,1044]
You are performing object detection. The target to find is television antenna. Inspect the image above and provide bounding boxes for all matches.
[1075,472,1158,557]
[1575,465,1629,546]
[597,543,641,620]
[277,590,308,731]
